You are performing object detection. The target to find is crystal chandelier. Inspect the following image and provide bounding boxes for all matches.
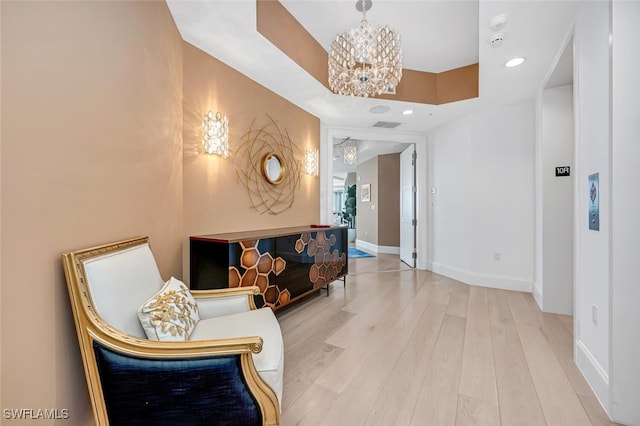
[328,0,402,98]
[343,140,357,165]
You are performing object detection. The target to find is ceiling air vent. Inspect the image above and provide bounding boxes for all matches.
[372,121,402,129]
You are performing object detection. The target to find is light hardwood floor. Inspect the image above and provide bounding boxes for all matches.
[276,252,616,426]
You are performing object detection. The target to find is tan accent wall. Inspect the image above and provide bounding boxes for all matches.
[356,154,401,248]
[377,154,401,247]
[182,43,320,280]
[379,69,438,104]
[356,157,379,245]
[256,0,329,90]
[437,63,480,104]
[1,2,183,422]
[376,64,479,105]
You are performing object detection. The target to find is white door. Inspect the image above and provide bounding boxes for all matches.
[400,146,416,267]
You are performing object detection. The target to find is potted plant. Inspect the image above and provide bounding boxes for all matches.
[342,184,357,242]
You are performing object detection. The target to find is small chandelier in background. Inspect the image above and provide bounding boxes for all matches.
[305,148,319,176]
[202,111,229,157]
[328,0,402,98]
[343,140,357,165]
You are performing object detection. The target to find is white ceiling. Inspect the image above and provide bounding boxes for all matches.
[332,137,412,177]
[280,0,479,73]
[167,0,578,171]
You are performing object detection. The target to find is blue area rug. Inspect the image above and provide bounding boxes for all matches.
[348,247,375,259]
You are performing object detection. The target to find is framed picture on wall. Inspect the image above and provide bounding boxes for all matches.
[361,184,371,202]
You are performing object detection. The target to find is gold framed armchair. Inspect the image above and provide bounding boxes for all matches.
[62,237,282,425]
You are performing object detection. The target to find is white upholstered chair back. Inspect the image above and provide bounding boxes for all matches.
[82,243,164,338]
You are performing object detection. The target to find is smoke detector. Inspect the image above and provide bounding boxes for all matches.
[490,13,508,31]
[488,32,507,48]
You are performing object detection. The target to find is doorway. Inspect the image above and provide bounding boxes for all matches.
[538,37,575,315]
[329,137,413,260]
[321,127,428,269]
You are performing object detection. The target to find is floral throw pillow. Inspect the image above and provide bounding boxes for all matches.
[138,277,200,341]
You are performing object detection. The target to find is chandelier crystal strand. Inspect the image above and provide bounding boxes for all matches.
[328,0,402,97]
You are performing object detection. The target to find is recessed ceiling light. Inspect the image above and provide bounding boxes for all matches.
[369,105,390,114]
[505,57,525,68]
[402,109,414,115]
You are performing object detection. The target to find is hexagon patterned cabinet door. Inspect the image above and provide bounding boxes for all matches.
[189,226,348,310]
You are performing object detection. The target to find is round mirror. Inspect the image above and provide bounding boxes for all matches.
[262,153,285,184]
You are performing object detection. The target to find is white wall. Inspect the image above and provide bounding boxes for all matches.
[429,117,471,277]
[541,85,574,315]
[573,0,611,411]
[610,1,640,423]
[429,101,534,292]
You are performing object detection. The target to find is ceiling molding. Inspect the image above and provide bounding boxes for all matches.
[256,0,478,105]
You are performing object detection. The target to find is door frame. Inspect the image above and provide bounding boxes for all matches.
[320,124,429,270]
[400,145,417,267]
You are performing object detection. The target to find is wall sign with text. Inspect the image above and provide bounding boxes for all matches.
[555,166,571,176]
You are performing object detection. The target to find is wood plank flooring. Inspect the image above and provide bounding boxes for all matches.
[276,253,615,426]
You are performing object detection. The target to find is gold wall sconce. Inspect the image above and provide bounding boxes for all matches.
[305,148,319,176]
[202,111,229,157]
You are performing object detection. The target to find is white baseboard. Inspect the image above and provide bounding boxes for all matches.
[431,261,533,292]
[575,339,610,416]
[533,281,543,310]
[355,239,400,255]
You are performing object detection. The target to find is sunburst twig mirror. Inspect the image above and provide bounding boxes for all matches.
[234,114,301,214]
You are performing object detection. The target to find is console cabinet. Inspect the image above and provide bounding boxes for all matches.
[190,226,348,310]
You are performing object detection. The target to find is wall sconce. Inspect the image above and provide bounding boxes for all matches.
[305,147,319,176]
[202,111,229,157]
